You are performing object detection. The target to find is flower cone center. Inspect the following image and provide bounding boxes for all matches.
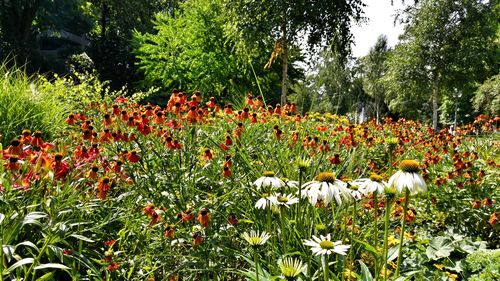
[319,240,334,249]
[399,160,420,173]
[316,172,336,183]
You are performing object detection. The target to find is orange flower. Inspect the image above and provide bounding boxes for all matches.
[488,212,497,226]
[203,149,213,161]
[482,197,494,207]
[30,131,44,147]
[177,209,195,223]
[164,224,175,238]
[471,200,481,209]
[197,208,210,228]
[192,232,203,246]
[6,139,23,158]
[6,156,21,171]
[329,153,341,165]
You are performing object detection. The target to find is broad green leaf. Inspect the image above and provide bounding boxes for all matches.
[359,260,374,281]
[387,246,399,261]
[354,239,379,258]
[426,236,454,260]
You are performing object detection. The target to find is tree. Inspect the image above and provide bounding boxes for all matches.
[384,0,498,129]
[359,35,390,123]
[225,0,364,104]
[134,0,287,100]
[473,74,500,117]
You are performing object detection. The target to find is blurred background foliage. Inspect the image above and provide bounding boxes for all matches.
[0,0,498,127]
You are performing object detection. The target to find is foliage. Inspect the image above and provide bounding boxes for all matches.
[465,249,500,281]
[384,0,498,128]
[473,74,500,117]
[358,35,390,122]
[1,92,499,279]
[0,61,67,146]
[134,0,289,102]
[224,0,365,102]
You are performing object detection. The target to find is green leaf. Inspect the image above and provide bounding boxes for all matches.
[4,257,34,274]
[359,260,374,281]
[34,263,70,270]
[36,271,55,281]
[387,246,399,261]
[426,236,454,260]
[354,239,379,258]
[16,241,40,253]
[69,234,95,243]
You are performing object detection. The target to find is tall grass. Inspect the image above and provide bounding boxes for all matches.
[0,61,68,146]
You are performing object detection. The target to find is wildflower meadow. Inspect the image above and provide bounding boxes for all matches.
[1,92,498,281]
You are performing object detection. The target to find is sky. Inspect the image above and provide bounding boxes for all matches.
[351,1,407,58]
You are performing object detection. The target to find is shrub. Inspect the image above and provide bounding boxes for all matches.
[0,62,67,146]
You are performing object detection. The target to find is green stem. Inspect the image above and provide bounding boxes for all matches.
[382,195,392,281]
[254,249,260,281]
[297,170,303,225]
[280,208,287,254]
[395,189,410,277]
[323,255,329,281]
[373,191,379,278]
[349,199,357,276]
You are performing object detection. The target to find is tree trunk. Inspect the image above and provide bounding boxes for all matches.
[280,12,288,105]
[432,80,439,131]
[100,2,109,53]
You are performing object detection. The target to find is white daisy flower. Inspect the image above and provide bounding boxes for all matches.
[303,234,350,256]
[278,257,306,279]
[388,160,427,195]
[351,173,387,196]
[253,171,286,190]
[242,230,271,247]
[255,193,278,209]
[275,193,299,208]
[301,172,351,206]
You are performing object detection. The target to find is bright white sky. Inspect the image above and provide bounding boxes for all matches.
[351,0,407,58]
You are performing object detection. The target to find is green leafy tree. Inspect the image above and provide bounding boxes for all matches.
[473,74,500,117]
[225,0,364,104]
[134,0,268,99]
[359,35,390,123]
[384,0,498,129]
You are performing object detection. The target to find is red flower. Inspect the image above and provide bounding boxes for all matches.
[114,96,129,103]
[104,240,116,246]
[107,262,120,271]
[227,214,238,226]
[127,151,141,163]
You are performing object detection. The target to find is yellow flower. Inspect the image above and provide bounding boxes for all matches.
[388,234,400,247]
[444,271,458,280]
[434,263,445,270]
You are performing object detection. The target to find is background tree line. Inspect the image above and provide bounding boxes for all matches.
[0,0,498,128]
